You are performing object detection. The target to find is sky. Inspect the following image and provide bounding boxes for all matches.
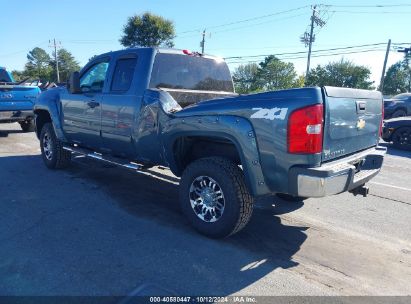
[1,0,410,86]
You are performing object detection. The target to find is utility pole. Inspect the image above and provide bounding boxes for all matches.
[379,39,391,93]
[200,29,206,54]
[49,38,61,83]
[300,5,326,78]
[306,6,316,77]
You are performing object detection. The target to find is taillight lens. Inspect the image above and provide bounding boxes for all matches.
[288,104,324,154]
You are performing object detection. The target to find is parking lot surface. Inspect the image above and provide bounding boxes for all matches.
[0,123,410,296]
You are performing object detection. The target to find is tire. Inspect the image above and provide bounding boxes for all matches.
[40,122,71,169]
[392,127,411,151]
[276,193,306,202]
[19,120,35,132]
[392,109,407,118]
[179,157,254,238]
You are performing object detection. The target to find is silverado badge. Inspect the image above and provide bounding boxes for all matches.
[356,118,366,130]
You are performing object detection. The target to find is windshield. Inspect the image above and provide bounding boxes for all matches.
[149,53,234,92]
[0,69,13,82]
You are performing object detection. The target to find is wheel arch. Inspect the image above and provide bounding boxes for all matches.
[171,135,243,175]
[166,127,270,197]
[34,109,52,139]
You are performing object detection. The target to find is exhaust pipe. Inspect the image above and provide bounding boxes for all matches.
[349,184,369,197]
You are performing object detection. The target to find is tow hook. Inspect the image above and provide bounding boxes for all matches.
[350,184,369,197]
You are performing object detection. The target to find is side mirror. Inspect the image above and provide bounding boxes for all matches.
[68,71,81,94]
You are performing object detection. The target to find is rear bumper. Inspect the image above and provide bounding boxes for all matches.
[289,146,386,197]
[0,110,33,123]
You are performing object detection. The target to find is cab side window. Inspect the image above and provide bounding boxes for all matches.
[80,61,109,93]
[111,57,137,92]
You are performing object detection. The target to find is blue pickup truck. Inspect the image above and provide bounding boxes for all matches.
[0,67,40,131]
[34,48,386,238]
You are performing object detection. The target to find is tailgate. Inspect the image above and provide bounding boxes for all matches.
[322,86,382,162]
[0,85,40,110]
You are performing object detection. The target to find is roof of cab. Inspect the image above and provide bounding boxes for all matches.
[90,47,222,62]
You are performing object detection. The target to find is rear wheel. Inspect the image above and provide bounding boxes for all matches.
[392,109,407,118]
[40,123,71,169]
[392,127,411,151]
[19,120,35,132]
[179,157,253,238]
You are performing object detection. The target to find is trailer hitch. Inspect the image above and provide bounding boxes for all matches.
[349,184,369,197]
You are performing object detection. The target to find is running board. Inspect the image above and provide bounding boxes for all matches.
[63,146,143,171]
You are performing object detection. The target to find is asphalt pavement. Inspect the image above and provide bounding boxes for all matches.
[0,123,410,296]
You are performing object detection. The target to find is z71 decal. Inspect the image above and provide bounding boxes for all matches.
[250,107,288,121]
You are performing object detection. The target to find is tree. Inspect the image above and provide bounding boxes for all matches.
[11,70,27,82]
[51,48,81,82]
[293,75,305,88]
[25,47,52,81]
[232,63,259,94]
[232,57,300,94]
[382,62,410,95]
[255,55,297,91]
[120,12,175,48]
[306,59,374,89]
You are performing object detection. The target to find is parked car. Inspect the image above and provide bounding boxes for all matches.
[0,67,40,131]
[33,48,386,238]
[382,117,411,150]
[384,93,411,119]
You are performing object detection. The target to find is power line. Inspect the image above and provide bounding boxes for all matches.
[324,4,411,8]
[209,42,411,52]
[176,5,309,37]
[67,40,115,44]
[329,10,411,14]
[209,6,309,30]
[281,48,387,60]
[0,41,49,57]
[225,47,388,64]
[225,43,389,60]
[211,13,306,34]
[228,48,386,62]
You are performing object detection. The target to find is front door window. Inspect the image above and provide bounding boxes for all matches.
[80,61,109,93]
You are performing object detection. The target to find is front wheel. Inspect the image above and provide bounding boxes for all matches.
[392,127,411,151]
[179,157,254,238]
[40,122,71,169]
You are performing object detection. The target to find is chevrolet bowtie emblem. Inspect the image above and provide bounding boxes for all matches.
[356,118,366,130]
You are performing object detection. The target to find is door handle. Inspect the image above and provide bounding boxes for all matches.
[356,100,366,113]
[87,101,100,108]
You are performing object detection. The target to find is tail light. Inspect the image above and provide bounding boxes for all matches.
[288,104,324,154]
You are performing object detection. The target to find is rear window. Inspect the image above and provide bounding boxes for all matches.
[111,57,137,92]
[0,69,13,82]
[149,53,234,92]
